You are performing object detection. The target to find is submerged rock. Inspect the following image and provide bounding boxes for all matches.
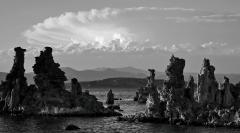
[65,124,80,130]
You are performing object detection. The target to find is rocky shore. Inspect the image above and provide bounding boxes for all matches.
[0,47,121,117]
[119,55,240,128]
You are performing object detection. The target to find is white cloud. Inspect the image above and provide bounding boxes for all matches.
[24,6,199,54]
[201,41,227,49]
[23,7,240,56]
[125,7,196,12]
[166,13,240,23]
[24,7,132,48]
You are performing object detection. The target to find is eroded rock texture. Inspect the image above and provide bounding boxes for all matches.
[216,77,234,107]
[106,89,114,105]
[184,76,195,101]
[145,69,163,117]
[0,47,121,116]
[196,58,218,105]
[162,55,196,123]
[165,55,185,88]
[119,56,240,127]
[0,47,28,112]
[33,47,69,109]
[71,78,82,96]
[160,55,185,101]
[136,87,150,103]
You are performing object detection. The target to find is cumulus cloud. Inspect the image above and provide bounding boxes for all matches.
[23,7,240,56]
[23,6,200,54]
[24,7,131,48]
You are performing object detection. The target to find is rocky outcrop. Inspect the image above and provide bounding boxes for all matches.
[222,77,234,107]
[135,87,150,103]
[21,85,41,114]
[216,77,234,107]
[0,46,121,117]
[0,47,28,112]
[161,55,196,123]
[160,55,185,101]
[133,92,139,101]
[32,47,120,116]
[196,58,218,105]
[33,47,69,109]
[133,70,157,104]
[71,78,82,96]
[106,89,114,105]
[119,56,240,128]
[145,69,163,118]
[165,55,185,88]
[184,76,195,101]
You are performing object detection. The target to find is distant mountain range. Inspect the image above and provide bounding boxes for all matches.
[0,66,240,85]
[64,78,164,89]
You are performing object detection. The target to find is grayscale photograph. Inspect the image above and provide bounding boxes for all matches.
[0,0,240,132]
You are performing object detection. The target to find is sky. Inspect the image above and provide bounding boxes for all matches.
[0,0,240,73]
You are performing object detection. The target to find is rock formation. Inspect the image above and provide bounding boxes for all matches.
[196,58,218,105]
[65,124,80,131]
[133,70,157,104]
[162,55,195,123]
[21,85,41,114]
[160,55,186,101]
[33,47,69,109]
[222,77,234,107]
[145,69,163,117]
[119,56,240,127]
[184,76,195,101]
[136,87,150,103]
[0,46,121,117]
[216,77,234,107]
[106,89,114,105]
[165,55,185,88]
[31,47,119,116]
[133,92,139,101]
[71,78,82,96]
[0,47,28,112]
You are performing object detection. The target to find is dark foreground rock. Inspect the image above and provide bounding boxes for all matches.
[65,124,80,130]
[0,47,28,112]
[0,47,121,117]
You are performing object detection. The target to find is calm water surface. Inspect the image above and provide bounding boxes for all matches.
[0,88,240,133]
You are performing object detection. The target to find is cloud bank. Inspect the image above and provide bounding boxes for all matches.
[23,7,240,55]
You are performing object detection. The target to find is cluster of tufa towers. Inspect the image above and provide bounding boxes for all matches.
[0,47,111,115]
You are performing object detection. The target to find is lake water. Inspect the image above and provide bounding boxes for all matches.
[0,88,240,133]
